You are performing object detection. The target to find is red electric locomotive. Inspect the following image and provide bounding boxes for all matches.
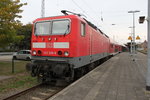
[26,10,120,82]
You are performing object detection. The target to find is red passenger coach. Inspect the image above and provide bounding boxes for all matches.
[109,39,122,56]
[26,10,120,82]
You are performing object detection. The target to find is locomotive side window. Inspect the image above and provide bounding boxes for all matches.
[81,23,86,36]
[35,21,51,35]
[52,20,70,35]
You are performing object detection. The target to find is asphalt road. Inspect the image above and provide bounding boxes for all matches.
[0,52,14,55]
[0,55,13,62]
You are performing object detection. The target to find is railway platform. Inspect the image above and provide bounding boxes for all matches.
[49,52,149,100]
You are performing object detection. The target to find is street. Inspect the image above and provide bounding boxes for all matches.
[0,55,13,62]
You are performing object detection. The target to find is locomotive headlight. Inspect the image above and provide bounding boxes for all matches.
[33,51,36,55]
[64,51,69,56]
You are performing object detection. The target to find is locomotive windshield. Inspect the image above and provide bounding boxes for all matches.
[35,19,70,35]
[35,21,51,35]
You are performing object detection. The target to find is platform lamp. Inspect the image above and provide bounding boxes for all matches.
[128,10,140,55]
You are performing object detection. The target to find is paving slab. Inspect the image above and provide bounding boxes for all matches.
[49,52,149,100]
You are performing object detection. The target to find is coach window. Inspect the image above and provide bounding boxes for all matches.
[81,22,86,36]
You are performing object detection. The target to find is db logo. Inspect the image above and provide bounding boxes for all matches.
[46,43,53,48]
[49,51,56,55]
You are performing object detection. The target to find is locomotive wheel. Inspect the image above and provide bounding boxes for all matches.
[70,68,75,81]
[81,67,86,75]
[67,68,75,82]
[74,67,86,79]
[74,69,80,79]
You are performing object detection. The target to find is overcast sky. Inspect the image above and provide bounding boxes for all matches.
[20,0,148,44]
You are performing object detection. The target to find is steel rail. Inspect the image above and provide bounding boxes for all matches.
[3,84,43,100]
[44,88,62,100]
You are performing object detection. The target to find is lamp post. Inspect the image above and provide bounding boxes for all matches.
[128,10,140,55]
[129,27,133,54]
[111,24,116,41]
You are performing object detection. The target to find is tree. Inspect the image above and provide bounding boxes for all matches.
[0,0,27,49]
[15,23,32,50]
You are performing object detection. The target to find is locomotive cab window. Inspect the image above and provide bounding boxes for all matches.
[35,21,51,35]
[34,19,70,36]
[81,23,86,36]
[52,20,70,35]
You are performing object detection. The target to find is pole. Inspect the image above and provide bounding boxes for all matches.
[128,11,140,59]
[146,0,150,90]
[131,40,133,53]
[129,27,133,54]
[133,13,135,54]
[12,58,14,73]
[41,0,45,17]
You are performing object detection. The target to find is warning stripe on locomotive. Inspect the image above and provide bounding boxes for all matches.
[32,42,69,49]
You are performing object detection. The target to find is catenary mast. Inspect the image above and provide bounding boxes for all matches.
[41,0,45,17]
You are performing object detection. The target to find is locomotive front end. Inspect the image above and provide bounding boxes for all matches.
[32,18,71,57]
[26,16,76,82]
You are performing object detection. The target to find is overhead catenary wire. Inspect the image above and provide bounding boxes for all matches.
[81,0,96,13]
[71,1,126,31]
[80,0,103,22]
[80,0,104,25]
[71,0,86,14]
[65,0,146,44]
[71,0,99,26]
[71,0,111,36]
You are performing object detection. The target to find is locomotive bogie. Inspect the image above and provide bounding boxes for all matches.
[26,60,74,82]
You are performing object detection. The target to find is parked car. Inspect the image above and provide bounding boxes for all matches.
[13,50,31,61]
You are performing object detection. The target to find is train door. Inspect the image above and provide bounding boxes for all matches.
[89,28,92,62]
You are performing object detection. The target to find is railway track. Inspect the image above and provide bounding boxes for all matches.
[3,83,64,100]
[3,57,109,100]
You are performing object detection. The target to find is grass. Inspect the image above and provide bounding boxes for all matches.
[0,61,29,75]
[0,74,37,93]
[0,61,38,93]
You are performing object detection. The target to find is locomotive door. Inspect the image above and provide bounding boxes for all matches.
[89,29,92,62]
